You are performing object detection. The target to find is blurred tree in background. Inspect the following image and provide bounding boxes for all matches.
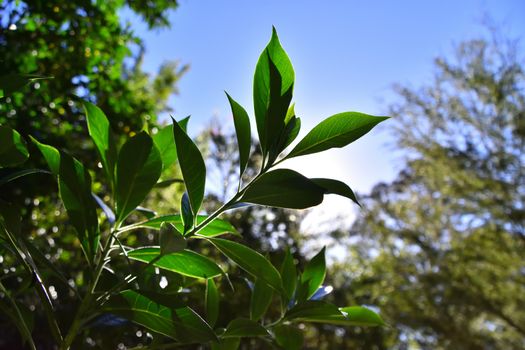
[336,33,525,349]
[0,0,187,152]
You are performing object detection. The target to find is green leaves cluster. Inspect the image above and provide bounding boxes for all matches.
[0,28,387,348]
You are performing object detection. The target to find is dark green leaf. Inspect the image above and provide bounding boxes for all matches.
[123,215,239,237]
[0,168,50,187]
[253,28,294,156]
[30,136,60,175]
[154,178,184,188]
[0,74,50,98]
[205,278,219,328]
[172,117,206,216]
[58,152,100,262]
[152,117,190,172]
[0,283,36,350]
[280,248,297,303]
[241,169,325,209]
[211,338,240,350]
[0,125,29,167]
[274,324,303,350]
[283,116,301,150]
[250,278,273,321]
[298,247,326,301]
[128,247,222,279]
[287,112,389,159]
[104,290,217,342]
[160,223,186,254]
[209,238,283,292]
[311,178,360,206]
[83,101,117,185]
[226,93,251,176]
[115,131,162,224]
[222,318,269,338]
[181,192,193,234]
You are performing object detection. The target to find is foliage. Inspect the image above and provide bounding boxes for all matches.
[0,29,387,348]
[339,33,525,349]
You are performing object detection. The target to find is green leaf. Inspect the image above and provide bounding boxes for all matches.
[211,338,240,350]
[222,318,269,338]
[152,117,189,172]
[283,116,301,150]
[172,117,206,216]
[58,152,100,262]
[160,223,186,254]
[209,238,283,292]
[226,93,251,176]
[310,178,360,206]
[274,324,303,350]
[298,247,326,301]
[105,290,217,342]
[285,301,385,327]
[338,306,386,327]
[181,192,193,234]
[280,248,297,303]
[30,136,60,174]
[250,278,273,321]
[0,125,29,167]
[0,168,50,187]
[286,112,389,159]
[253,27,294,156]
[285,300,343,322]
[115,131,162,224]
[82,101,117,185]
[240,169,325,209]
[0,74,50,98]
[128,247,222,279]
[123,215,239,238]
[205,278,219,328]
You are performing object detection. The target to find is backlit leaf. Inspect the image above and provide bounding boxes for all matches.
[311,178,360,206]
[226,93,251,176]
[205,278,219,328]
[0,125,29,167]
[222,318,269,338]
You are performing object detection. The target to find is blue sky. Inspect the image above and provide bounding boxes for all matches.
[125,0,524,221]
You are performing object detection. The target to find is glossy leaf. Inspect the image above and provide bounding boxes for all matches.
[240,169,325,209]
[310,285,334,301]
[253,27,294,155]
[123,215,239,237]
[274,324,303,350]
[115,131,162,224]
[152,117,189,172]
[58,152,100,262]
[92,193,115,225]
[105,290,217,342]
[209,238,283,292]
[160,223,186,254]
[0,168,50,187]
[287,112,389,159]
[181,192,193,234]
[0,125,29,167]
[128,247,222,279]
[298,247,326,301]
[222,318,269,338]
[205,278,219,327]
[0,74,50,98]
[172,117,206,215]
[30,136,60,175]
[285,301,385,327]
[83,101,117,184]
[250,278,273,321]
[311,178,360,206]
[280,248,297,303]
[226,93,251,176]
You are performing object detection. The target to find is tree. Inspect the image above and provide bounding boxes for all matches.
[0,0,188,152]
[0,29,387,349]
[343,32,525,349]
